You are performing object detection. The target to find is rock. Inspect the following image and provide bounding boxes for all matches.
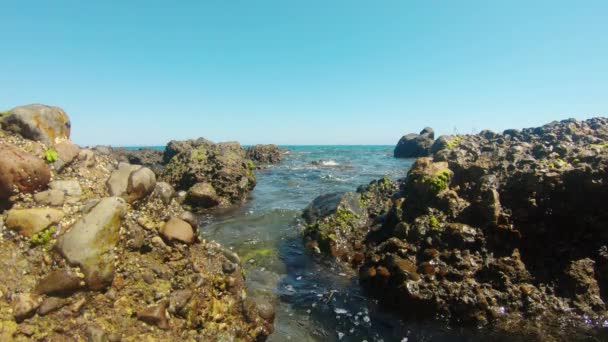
[394,127,435,158]
[0,142,51,204]
[106,162,142,198]
[187,182,220,208]
[302,192,366,260]
[34,189,65,206]
[302,192,364,224]
[137,302,170,330]
[255,299,275,322]
[55,197,127,290]
[246,144,283,165]
[49,180,82,198]
[126,167,156,203]
[5,208,64,238]
[93,146,112,155]
[160,218,195,244]
[318,117,608,335]
[163,137,214,164]
[34,270,83,296]
[152,182,174,204]
[37,297,68,316]
[0,104,71,145]
[110,147,163,168]
[12,293,41,322]
[77,149,96,167]
[168,289,193,314]
[178,211,198,229]
[162,139,256,207]
[54,141,80,170]
[86,325,107,342]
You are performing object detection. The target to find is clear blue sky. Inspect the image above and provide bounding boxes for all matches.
[1,1,607,146]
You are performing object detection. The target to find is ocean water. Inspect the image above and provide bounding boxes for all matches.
[199,146,416,342]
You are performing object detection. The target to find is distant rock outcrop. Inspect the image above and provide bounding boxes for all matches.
[161,139,256,208]
[246,144,283,166]
[393,127,435,158]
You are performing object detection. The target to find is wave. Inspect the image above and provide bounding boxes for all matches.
[311,160,340,167]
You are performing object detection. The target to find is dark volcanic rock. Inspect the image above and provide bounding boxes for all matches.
[246,144,283,166]
[306,117,608,337]
[394,127,435,158]
[161,139,256,208]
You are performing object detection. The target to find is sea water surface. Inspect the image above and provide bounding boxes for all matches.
[199,146,415,342]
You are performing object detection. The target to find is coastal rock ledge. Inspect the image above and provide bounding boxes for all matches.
[0,104,273,341]
[305,117,608,339]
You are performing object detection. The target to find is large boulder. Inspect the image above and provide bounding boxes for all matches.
[106,162,141,197]
[393,127,435,158]
[302,192,367,261]
[246,144,283,165]
[0,104,71,145]
[0,142,51,204]
[162,139,256,208]
[55,197,127,290]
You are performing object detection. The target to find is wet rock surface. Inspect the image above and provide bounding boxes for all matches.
[0,105,272,341]
[305,117,608,339]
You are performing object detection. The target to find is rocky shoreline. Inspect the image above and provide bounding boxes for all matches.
[304,117,608,340]
[0,104,275,341]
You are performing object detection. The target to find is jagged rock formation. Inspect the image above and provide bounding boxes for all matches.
[305,117,608,338]
[246,144,283,167]
[162,139,256,208]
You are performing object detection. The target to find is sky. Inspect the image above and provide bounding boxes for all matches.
[1,1,607,146]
